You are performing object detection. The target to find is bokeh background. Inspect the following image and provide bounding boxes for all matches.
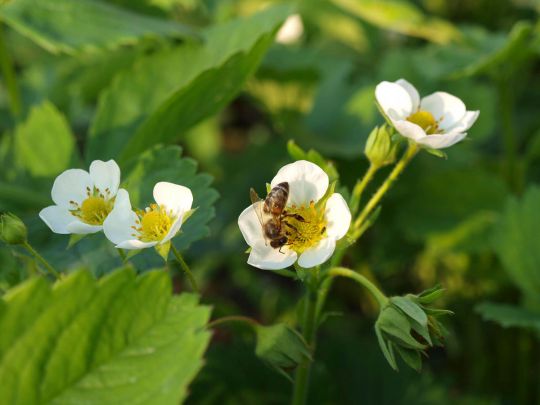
[1,0,540,403]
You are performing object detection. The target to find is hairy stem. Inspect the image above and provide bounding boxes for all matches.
[349,164,379,215]
[171,245,199,293]
[353,143,418,233]
[0,24,21,119]
[207,315,259,329]
[329,267,388,307]
[22,241,60,279]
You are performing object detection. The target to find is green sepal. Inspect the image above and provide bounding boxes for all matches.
[155,241,171,262]
[377,306,426,351]
[125,249,142,261]
[395,346,422,372]
[266,183,272,193]
[67,233,86,249]
[390,296,428,327]
[424,147,448,159]
[182,207,198,224]
[375,325,398,371]
[417,284,445,304]
[287,140,339,182]
[315,180,337,211]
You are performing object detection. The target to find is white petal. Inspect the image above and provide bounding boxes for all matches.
[238,204,267,249]
[89,160,121,196]
[298,238,336,268]
[247,245,297,270]
[276,14,303,44]
[325,193,351,240]
[271,160,328,206]
[446,110,479,133]
[51,169,92,207]
[416,132,468,149]
[103,189,139,245]
[66,221,102,234]
[421,92,466,131]
[39,205,78,234]
[116,240,157,250]
[375,81,413,120]
[153,182,193,215]
[161,214,184,244]
[396,79,420,112]
[393,120,427,141]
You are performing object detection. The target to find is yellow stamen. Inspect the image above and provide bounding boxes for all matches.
[284,201,327,254]
[406,110,439,135]
[69,186,114,225]
[134,205,175,242]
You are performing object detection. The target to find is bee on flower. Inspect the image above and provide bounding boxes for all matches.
[39,160,123,234]
[238,160,351,270]
[375,79,479,149]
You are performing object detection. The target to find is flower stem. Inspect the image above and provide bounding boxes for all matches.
[0,24,21,119]
[171,244,199,293]
[352,143,418,234]
[291,284,318,405]
[22,241,60,279]
[207,315,259,329]
[329,267,388,307]
[117,248,127,262]
[349,164,379,215]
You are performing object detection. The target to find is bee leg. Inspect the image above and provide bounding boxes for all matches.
[284,222,298,232]
[283,212,306,222]
[278,246,285,254]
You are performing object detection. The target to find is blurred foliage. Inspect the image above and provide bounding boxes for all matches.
[0,0,540,403]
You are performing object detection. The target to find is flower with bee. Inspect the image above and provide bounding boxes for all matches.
[238,160,351,270]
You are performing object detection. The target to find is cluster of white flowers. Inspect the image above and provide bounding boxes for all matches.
[40,79,478,271]
[40,160,193,251]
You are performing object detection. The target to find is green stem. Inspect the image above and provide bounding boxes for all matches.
[349,164,379,215]
[171,245,199,293]
[329,267,388,307]
[498,80,519,193]
[22,241,60,279]
[0,24,21,119]
[353,143,418,233]
[117,248,126,262]
[207,315,259,329]
[291,285,318,405]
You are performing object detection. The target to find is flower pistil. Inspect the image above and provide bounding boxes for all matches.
[69,186,115,226]
[132,203,176,242]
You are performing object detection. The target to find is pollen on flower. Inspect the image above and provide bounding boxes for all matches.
[283,201,327,254]
[69,186,114,225]
[406,110,440,135]
[132,204,175,242]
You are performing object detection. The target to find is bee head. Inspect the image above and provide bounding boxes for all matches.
[270,236,288,248]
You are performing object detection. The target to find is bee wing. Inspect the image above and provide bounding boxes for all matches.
[250,188,269,246]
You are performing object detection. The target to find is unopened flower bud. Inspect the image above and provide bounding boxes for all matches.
[364,125,398,167]
[0,213,28,245]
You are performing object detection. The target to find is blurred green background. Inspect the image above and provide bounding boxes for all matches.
[1,0,540,403]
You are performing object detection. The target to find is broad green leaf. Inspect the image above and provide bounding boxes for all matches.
[333,0,460,44]
[0,268,211,404]
[14,101,76,177]
[493,186,540,297]
[122,145,218,252]
[476,302,540,331]
[87,4,293,162]
[0,0,197,54]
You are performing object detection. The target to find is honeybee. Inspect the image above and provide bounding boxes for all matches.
[250,182,304,251]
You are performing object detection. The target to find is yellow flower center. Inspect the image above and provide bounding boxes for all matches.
[132,204,175,242]
[69,186,114,225]
[284,201,327,254]
[406,110,439,135]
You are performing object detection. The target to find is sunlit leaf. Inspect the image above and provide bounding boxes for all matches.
[0,268,211,404]
[476,302,540,331]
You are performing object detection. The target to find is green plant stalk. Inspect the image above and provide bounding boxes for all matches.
[0,24,21,119]
[291,285,318,405]
[22,241,60,279]
[498,80,519,193]
[349,163,379,215]
[329,267,388,307]
[171,244,199,293]
[117,248,127,262]
[352,143,418,232]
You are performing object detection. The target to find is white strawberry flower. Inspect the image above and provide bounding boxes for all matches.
[375,79,479,149]
[276,14,304,44]
[39,160,123,234]
[238,160,351,270]
[103,182,192,250]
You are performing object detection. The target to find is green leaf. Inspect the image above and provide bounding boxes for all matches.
[493,186,540,297]
[333,0,460,44]
[0,0,197,54]
[122,145,218,252]
[87,4,293,162]
[0,268,211,404]
[254,323,312,381]
[14,101,76,177]
[390,296,428,327]
[476,302,540,331]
